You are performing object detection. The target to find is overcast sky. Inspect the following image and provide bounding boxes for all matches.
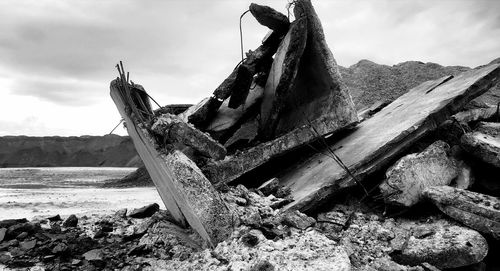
[0,0,499,136]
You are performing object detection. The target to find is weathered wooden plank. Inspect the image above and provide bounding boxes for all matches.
[276,63,500,212]
[259,0,358,139]
[423,185,500,240]
[110,80,233,246]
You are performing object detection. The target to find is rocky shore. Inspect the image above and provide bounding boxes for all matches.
[1,184,498,271]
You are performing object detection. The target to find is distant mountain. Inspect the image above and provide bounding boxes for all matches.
[0,134,140,167]
[339,58,500,109]
[339,60,471,109]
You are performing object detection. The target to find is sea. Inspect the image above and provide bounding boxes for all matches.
[0,167,164,220]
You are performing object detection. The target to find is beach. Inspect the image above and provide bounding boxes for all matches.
[0,167,162,220]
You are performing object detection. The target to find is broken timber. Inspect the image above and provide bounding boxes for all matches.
[110,79,233,246]
[274,63,500,212]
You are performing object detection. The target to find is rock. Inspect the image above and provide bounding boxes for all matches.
[368,257,424,271]
[83,249,104,261]
[0,228,6,242]
[96,220,113,232]
[128,244,151,256]
[19,240,36,250]
[379,141,458,207]
[423,186,500,239]
[282,210,315,230]
[115,208,127,218]
[476,121,500,137]
[93,229,107,239]
[0,218,28,229]
[0,239,18,251]
[43,255,56,262]
[16,232,28,240]
[49,222,61,233]
[249,3,290,33]
[72,259,82,265]
[258,178,280,196]
[451,160,474,189]
[47,214,62,222]
[420,262,441,271]
[392,222,488,269]
[461,123,500,168]
[249,260,275,271]
[240,232,259,247]
[62,214,78,227]
[127,203,160,218]
[51,243,69,254]
[6,222,40,239]
[0,252,11,264]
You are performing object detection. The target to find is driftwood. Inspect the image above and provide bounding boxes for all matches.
[110,79,233,246]
[259,0,358,140]
[274,64,500,212]
[423,185,500,240]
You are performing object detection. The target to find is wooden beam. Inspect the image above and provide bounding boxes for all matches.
[275,63,500,212]
[110,80,233,246]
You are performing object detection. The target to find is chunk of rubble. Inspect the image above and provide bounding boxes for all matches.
[379,141,459,207]
[461,123,500,168]
[391,222,488,269]
[423,185,500,240]
[62,214,78,228]
[145,230,351,271]
[257,178,280,196]
[127,203,160,219]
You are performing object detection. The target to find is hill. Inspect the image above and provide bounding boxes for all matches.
[0,134,140,167]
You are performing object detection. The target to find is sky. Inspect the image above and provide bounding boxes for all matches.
[0,0,499,136]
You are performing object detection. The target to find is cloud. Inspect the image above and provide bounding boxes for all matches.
[0,0,499,135]
[11,77,103,106]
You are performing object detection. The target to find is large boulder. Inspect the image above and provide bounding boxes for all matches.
[392,221,488,269]
[379,141,458,207]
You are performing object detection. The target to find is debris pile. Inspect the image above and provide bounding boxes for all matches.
[105,0,500,269]
[3,0,500,270]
